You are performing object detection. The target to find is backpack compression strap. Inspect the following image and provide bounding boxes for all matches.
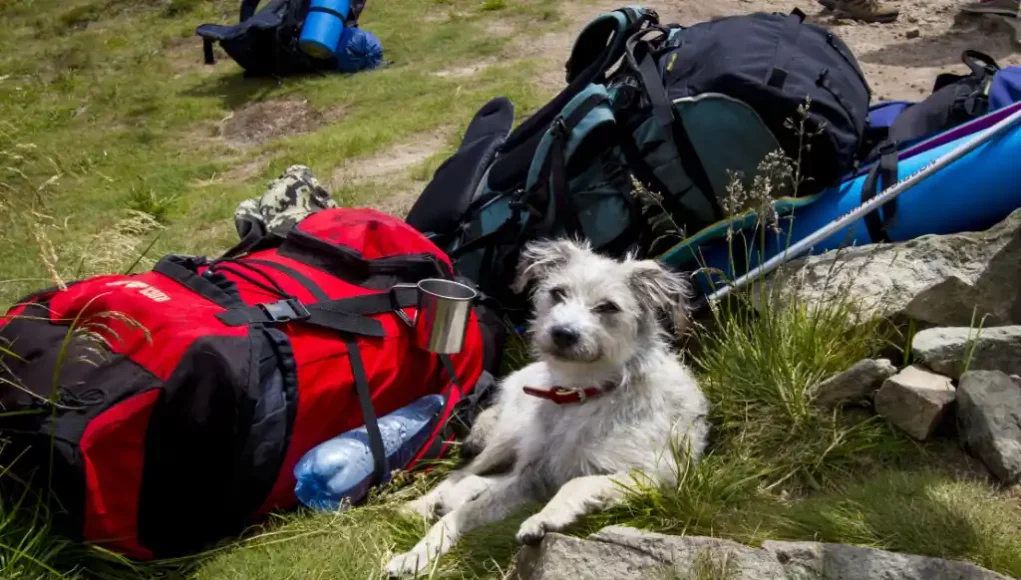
[859,142,899,243]
[623,28,723,223]
[208,257,468,487]
[209,258,418,487]
[859,49,1000,243]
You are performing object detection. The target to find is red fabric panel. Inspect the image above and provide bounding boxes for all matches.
[80,389,161,560]
[296,208,455,264]
[46,272,246,381]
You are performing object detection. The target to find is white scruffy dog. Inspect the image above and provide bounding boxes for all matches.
[384,239,710,577]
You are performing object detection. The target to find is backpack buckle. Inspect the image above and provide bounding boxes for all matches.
[550,117,568,139]
[877,141,899,156]
[259,298,311,323]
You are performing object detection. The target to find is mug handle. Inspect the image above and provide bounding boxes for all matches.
[389,283,418,327]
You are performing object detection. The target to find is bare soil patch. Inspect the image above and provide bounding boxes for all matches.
[219,99,342,148]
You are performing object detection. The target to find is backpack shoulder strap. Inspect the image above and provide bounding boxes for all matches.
[623,27,721,220]
[565,5,658,85]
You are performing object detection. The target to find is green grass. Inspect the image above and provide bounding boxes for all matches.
[2,0,1021,578]
[0,0,559,304]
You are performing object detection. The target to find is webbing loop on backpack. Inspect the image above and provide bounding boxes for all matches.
[768,9,806,90]
[534,91,610,240]
[860,141,899,243]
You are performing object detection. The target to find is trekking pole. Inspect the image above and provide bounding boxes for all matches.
[703,105,1021,305]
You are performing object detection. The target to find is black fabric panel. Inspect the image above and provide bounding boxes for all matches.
[0,301,163,540]
[228,327,295,533]
[137,334,256,558]
[661,12,870,192]
[406,97,514,237]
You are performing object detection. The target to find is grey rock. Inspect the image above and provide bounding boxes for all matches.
[905,27,921,38]
[957,370,1021,483]
[514,526,1011,580]
[814,358,897,408]
[874,365,956,440]
[759,209,1021,327]
[513,526,785,580]
[762,540,1011,580]
[913,325,1021,379]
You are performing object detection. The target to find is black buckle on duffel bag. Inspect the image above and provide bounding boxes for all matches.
[258,298,310,323]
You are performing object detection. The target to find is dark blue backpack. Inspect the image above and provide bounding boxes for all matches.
[858,50,1021,242]
[196,0,367,77]
[616,8,870,255]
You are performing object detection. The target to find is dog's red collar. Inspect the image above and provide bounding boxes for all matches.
[522,385,606,404]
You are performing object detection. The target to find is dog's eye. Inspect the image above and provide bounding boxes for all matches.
[549,286,567,303]
[593,301,620,315]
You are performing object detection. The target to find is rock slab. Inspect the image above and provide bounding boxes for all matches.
[814,358,898,408]
[957,370,1021,484]
[514,526,1011,580]
[874,365,956,440]
[762,540,1011,580]
[760,208,1021,327]
[514,526,785,580]
[913,325,1021,380]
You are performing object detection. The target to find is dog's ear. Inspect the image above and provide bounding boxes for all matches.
[511,239,585,294]
[626,259,693,333]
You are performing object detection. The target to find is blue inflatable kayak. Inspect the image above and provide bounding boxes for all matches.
[657,100,1021,293]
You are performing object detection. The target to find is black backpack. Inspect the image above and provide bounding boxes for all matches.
[617,9,870,239]
[857,50,1000,243]
[407,8,871,317]
[196,0,366,77]
[407,7,659,318]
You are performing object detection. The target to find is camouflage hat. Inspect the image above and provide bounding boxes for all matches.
[234,165,337,237]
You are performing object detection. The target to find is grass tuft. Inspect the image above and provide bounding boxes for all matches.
[777,470,1021,576]
[126,187,179,224]
[692,289,908,491]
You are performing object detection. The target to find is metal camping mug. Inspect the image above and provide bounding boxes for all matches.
[390,279,478,354]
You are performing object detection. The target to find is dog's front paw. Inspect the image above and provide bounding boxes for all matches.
[515,516,548,545]
[399,497,437,523]
[516,511,574,545]
[383,549,429,578]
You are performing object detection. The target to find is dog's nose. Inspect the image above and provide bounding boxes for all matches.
[550,326,580,349]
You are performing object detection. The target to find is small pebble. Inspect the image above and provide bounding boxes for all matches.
[906,28,921,39]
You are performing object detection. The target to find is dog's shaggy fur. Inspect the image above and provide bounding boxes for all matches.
[384,239,710,577]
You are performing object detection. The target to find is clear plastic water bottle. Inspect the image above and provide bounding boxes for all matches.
[294,393,446,512]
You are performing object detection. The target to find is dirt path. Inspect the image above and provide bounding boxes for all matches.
[361,0,1019,215]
